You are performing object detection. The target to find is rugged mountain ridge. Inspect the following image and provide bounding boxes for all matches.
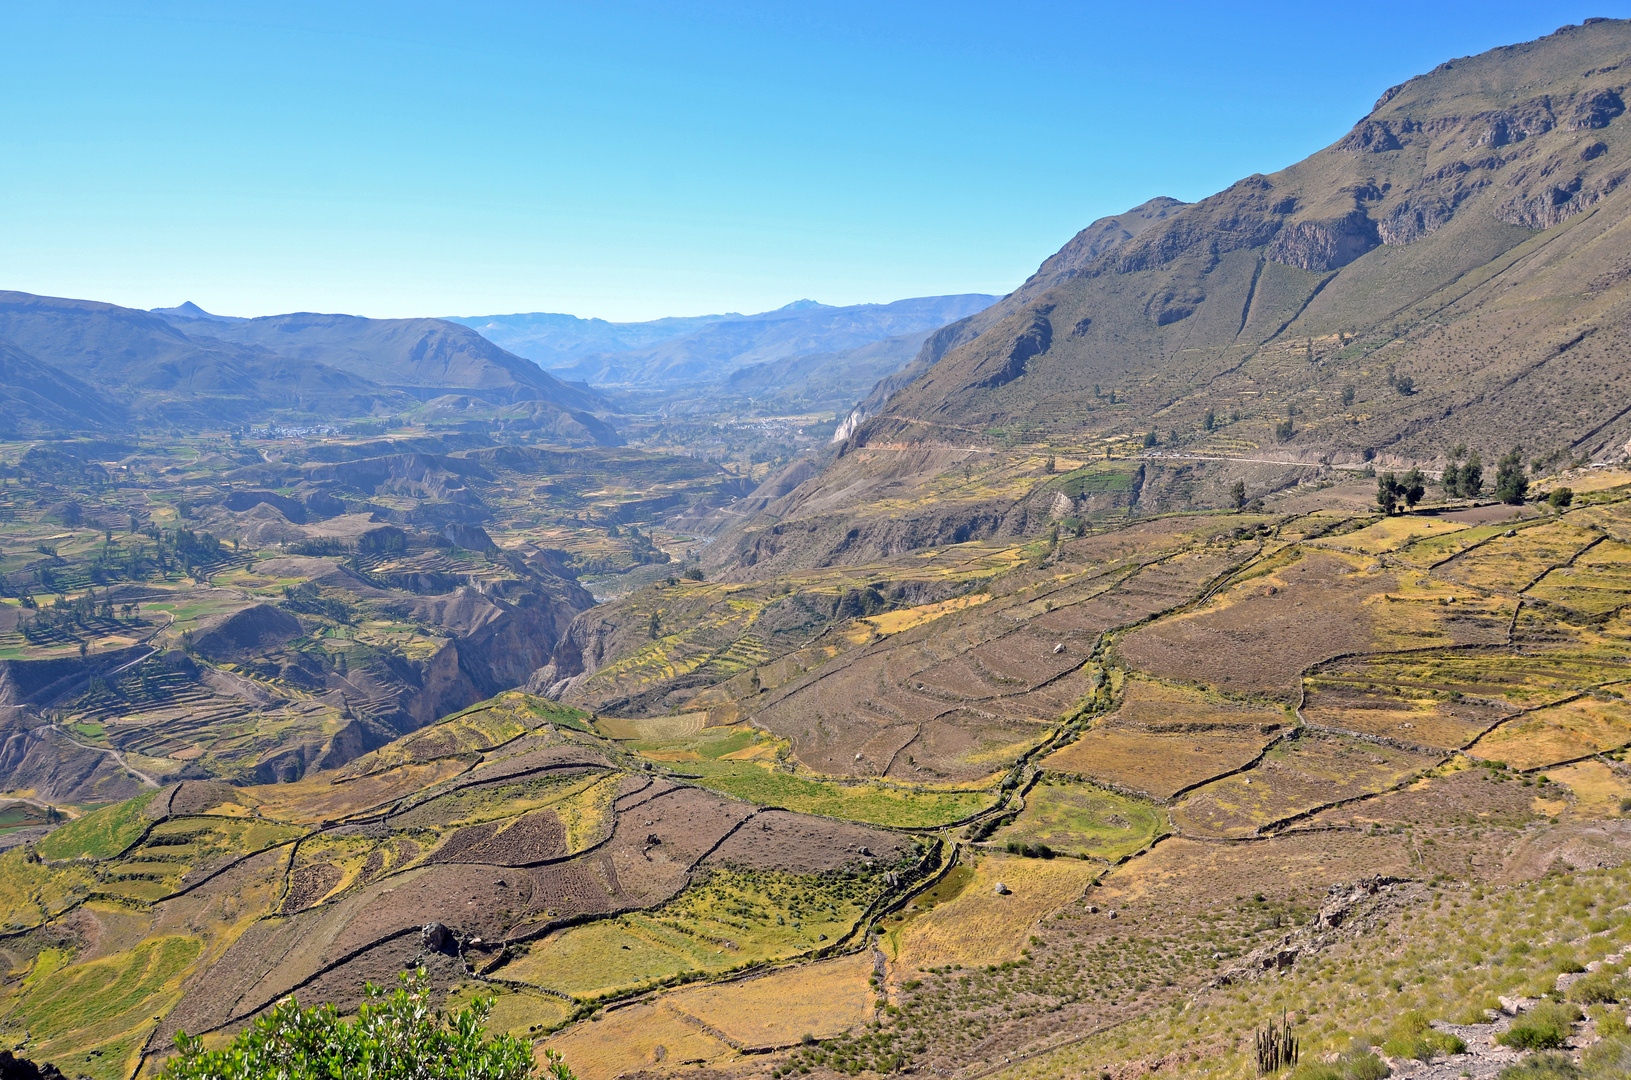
[0,292,618,441]
[539,294,998,387]
[870,19,1631,454]
[709,17,1631,576]
[152,307,602,408]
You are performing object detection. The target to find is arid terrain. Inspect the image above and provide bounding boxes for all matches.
[9,17,1631,1080]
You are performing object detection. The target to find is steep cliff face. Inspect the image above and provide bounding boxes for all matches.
[708,19,1631,576]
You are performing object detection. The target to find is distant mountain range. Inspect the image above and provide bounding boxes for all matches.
[0,292,616,442]
[448,295,999,388]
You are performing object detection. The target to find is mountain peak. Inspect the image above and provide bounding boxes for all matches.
[774,299,832,311]
[151,301,233,321]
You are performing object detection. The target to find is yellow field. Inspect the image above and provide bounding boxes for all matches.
[1538,467,1631,495]
[665,952,874,1049]
[442,983,570,1038]
[1525,538,1631,615]
[336,694,538,776]
[1546,759,1631,819]
[889,854,1095,970]
[1470,696,1631,770]
[1308,515,1467,556]
[247,759,471,824]
[1171,734,1436,838]
[594,712,707,741]
[863,593,991,636]
[541,1000,734,1080]
[1436,521,1602,595]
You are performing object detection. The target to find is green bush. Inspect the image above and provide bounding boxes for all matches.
[1591,1005,1630,1038]
[1569,968,1624,1004]
[1497,1002,1583,1051]
[1380,1010,1466,1061]
[1289,1049,1388,1080]
[1582,1035,1631,1077]
[1499,1052,1578,1079]
[159,970,561,1080]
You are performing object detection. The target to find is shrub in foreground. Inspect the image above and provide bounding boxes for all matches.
[1499,1052,1578,1080]
[1497,1002,1583,1051]
[1289,1048,1388,1080]
[159,970,565,1080]
[1379,1010,1466,1061]
[1568,966,1625,1005]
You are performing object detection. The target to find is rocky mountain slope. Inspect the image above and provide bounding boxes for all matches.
[874,20,1631,459]
[708,18,1631,575]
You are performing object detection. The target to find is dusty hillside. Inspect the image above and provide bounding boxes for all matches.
[717,19,1631,575]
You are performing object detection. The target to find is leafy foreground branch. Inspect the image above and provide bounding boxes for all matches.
[159,970,573,1080]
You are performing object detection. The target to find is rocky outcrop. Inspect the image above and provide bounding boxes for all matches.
[0,1050,66,1080]
[1497,169,1628,228]
[1337,118,1403,152]
[1571,87,1625,129]
[1265,211,1380,271]
[441,522,496,551]
[967,311,1052,389]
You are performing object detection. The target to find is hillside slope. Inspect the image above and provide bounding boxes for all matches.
[874,20,1631,461]
[153,309,606,410]
[443,309,740,367]
[713,18,1631,575]
[0,291,399,425]
[0,338,125,433]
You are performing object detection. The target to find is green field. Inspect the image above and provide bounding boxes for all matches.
[992,778,1165,860]
[1,935,202,1080]
[503,864,896,1000]
[35,788,160,860]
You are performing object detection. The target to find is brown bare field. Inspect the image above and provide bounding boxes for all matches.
[1117,553,1392,696]
[1097,831,1414,910]
[890,854,1095,970]
[1469,696,1631,769]
[1306,761,1539,832]
[1044,726,1279,801]
[1301,676,1510,751]
[1170,732,1440,838]
[1109,678,1288,732]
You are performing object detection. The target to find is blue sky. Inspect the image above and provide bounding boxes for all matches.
[0,2,1620,321]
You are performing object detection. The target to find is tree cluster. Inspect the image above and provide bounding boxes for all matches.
[1376,469,1425,515]
[1441,448,1483,498]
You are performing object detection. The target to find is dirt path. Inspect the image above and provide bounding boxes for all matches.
[44,723,160,789]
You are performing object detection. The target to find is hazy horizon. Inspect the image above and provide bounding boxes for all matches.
[1,1,1615,321]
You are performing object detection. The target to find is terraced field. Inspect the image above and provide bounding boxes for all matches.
[5,469,1631,1080]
